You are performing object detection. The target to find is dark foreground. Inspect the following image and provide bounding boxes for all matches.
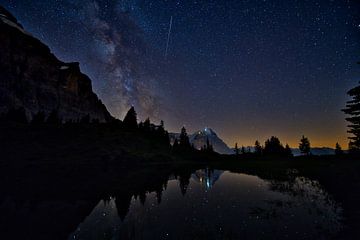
[1,124,360,239]
[1,157,360,239]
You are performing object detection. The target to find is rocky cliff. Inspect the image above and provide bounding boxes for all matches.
[0,6,112,122]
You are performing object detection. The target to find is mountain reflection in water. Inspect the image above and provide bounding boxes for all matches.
[69,170,342,240]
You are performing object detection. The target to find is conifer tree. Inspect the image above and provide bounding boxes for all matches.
[123,106,137,130]
[263,136,286,156]
[254,140,262,155]
[299,135,311,155]
[285,144,293,157]
[241,146,246,154]
[234,143,239,156]
[335,142,344,155]
[179,126,191,148]
[205,138,214,152]
[343,77,360,151]
[143,118,151,132]
[173,138,179,150]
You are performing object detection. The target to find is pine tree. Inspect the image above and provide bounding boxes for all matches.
[123,106,137,130]
[143,118,151,132]
[254,140,262,155]
[343,78,360,151]
[247,147,251,153]
[173,138,179,150]
[205,138,214,152]
[335,142,344,155]
[263,136,285,156]
[179,126,191,148]
[241,146,246,154]
[234,143,239,156]
[160,120,164,129]
[285,144,293,157]
[299,135,311,155]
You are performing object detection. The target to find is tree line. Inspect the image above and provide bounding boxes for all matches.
[234,134,344,157]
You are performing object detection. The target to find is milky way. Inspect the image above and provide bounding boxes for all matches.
[77,1,162,119]
[2,0,360,147]
[1,0,163,120]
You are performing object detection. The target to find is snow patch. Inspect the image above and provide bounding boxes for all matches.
[60,66,69,70]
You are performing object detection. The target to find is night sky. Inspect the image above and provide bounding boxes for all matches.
[2,0,360,148]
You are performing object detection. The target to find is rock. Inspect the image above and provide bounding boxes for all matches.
[0,6,113,122]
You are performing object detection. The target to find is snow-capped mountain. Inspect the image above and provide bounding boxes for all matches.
[192,168,224,189]
[169,128,234,154]
[190,128,234,154]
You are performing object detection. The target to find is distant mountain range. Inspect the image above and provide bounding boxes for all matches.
[291,147,337,156]
[231,146,338,156]
[170,128,338,156]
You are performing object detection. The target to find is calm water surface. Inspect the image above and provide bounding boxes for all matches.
[69,169,342,240]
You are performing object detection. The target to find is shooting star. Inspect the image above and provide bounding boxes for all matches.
[165,16,173,59]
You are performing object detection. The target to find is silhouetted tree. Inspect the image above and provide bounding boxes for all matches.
[46,110,62,124]
[179,174,190,196]
[234,142,239,156]
[173,138,179,150]
[123,106,137,130]
[156,120,165,134]
[299,135,311,155]
[154,120,170,146]
[254,140,262,155]
[179,126,191,148]
[205,137,214,152]
[285,144,293,157]
[343,74,360,151]
[241,146,246,154]
[263,136,286,156]
[6,107,27,123]
[335,142,344,155]
[143,118,151,132]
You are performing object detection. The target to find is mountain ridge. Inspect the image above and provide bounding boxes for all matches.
[0,6,113,122]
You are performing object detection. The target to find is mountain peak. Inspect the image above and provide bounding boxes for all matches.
[194,127,217,137]
[191,128,233,154]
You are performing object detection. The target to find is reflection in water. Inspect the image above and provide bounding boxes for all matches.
[69,170,342,240]
[192,168,223,190]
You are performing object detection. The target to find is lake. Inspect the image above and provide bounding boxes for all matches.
[66,168,342,240]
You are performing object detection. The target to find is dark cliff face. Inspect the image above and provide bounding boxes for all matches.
[0,6,113,122]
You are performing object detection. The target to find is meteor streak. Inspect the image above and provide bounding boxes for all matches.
[165,16,173,59]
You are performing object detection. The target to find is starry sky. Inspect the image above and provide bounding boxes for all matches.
[1,0,360,148]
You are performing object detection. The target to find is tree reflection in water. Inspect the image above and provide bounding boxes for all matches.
[69,169,342,240]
